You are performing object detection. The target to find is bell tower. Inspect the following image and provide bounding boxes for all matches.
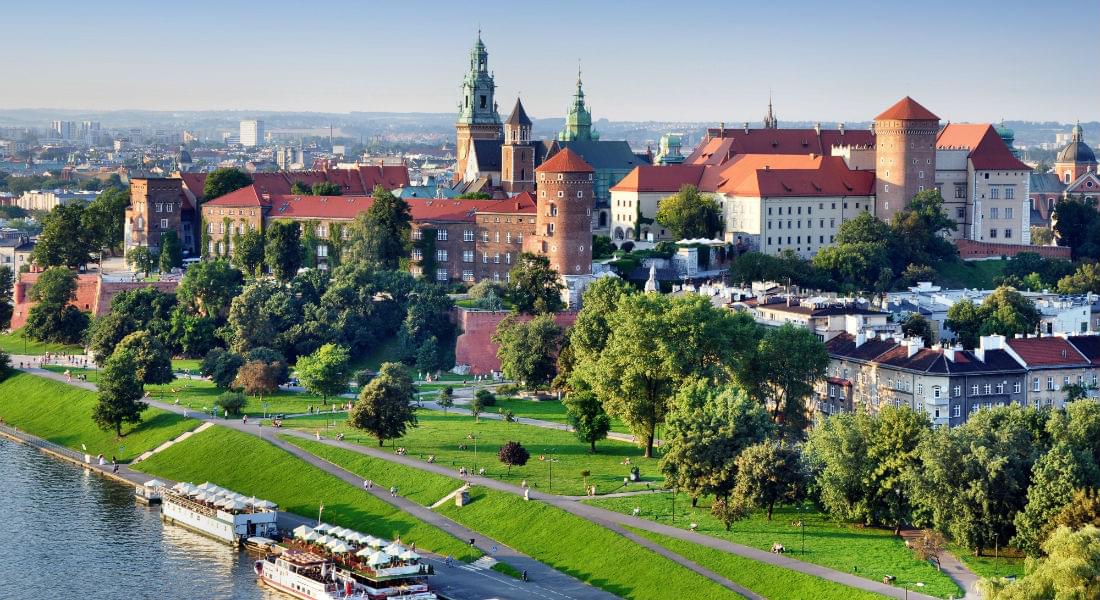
[501,98,534,194]
[455,32,503,183]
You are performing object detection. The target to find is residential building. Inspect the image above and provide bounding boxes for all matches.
[240,120,265,148]
[1006,335,1092,410]
[746,297,893,341]
[14,189,99,211]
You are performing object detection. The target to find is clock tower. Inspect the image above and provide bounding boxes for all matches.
[454,33,503,183]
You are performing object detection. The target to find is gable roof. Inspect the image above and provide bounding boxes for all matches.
[263,193,536,223]
[715,154,875,197]
[1068,335,1100,365]
[476,191,537,214]
[875,96,939,121]
[686,128,874,165]
[1006,336,1089,367]
[936,123,1030,171]
[1066,171,1100,194]
[609,164,707,193]
[202,185,265,207]
[1030,172,1066,194]
[536,147,594,173]
[178,165,410,203]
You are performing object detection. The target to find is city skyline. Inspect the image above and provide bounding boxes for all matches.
[5,0,1097,124]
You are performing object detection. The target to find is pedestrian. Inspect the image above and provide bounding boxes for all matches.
[445,555,452,567]
[522,569,528,582]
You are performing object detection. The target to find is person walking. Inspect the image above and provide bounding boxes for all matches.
[389,485,397,498]
[522,569,529,582]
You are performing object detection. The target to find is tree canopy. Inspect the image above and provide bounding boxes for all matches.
[24,267,88,344]
[345,185,411,270]
[654,184,723,240]
[295,343,350,404]
[347,362,417,446]
[202,168,252,201]
[506,253,564,315]
[492,314,562,389]
[93,349,147,438]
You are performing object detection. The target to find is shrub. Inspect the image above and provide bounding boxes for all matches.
[498,440,530,474]
[496,383,519,396]
[215,391,246,416]
[475,388,496,407]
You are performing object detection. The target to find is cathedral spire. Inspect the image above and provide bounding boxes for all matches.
[559,61,598,141]
[763,94,778,129]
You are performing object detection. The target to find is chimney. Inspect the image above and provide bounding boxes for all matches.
[743,122,750,134]
[814,123,822,135]
[943,346,955,362]
[906,339,919,358]
[855,331,866,347]
[838,122,845,135]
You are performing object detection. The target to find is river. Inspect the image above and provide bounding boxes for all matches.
[0,435,287,599]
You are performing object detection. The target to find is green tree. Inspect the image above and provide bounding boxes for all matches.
[592,235,616,259]
[202,168,252,201]
[201,348,245,389]
[751,324,828,438]
[1052,488,1100,532]
[901,313,934,347]
[456,191,492,199]
[505,253,564,315]
[215,391,247,416]
[980,287,1041,338]
[497,440,530,474]
[437,387,455,414]
[563,390,612,453]
[1012,442,1099,556]
[83,186,129,254]
[900,263,937,288]
[290,181,311,195]
[659,381,774,502]
[115,330,174,385]
[946,298,984,349]
[732,439,805,521]
[711,497,750,531]
[1030,226,1054,246]
[346,185,412,270]
[176,259,244,319]
[126,246,157,277]
[226,280,299,354]
[32,203,98,268]
[890,189,958,267]
[414,335,442,375]
[92,349,147,437]
[233,228,265,276]
[170,310,219,358]
[311,181,342,196]
[812,242,891,291]
[654,184,723,240]
[296,343,350,404]
[1052,197,1099,260]
[265,221,303,282]
[0,265,14,329]
[492,314,562,389]
[347,362,417,446]
[568,276,635,366]
[978,526,1100,600]
[24,267,88,344]
[1057,262,1100,294]
[158,231,182,272]
[87,287,176,362]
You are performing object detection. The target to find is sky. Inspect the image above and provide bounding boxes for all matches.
[5,0,1097,124]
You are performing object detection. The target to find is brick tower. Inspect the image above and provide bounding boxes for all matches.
[527,148,595,307]
[501,98,535,194]
[454,33,502,184]
[873,96,939,221]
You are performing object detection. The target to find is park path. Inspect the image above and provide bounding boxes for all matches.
[900,529,980,600]
[20,366,966,600]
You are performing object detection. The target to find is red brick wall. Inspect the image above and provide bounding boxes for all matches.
[10,273,178,330]
[453,308,577,375]
[955,239,1071,260]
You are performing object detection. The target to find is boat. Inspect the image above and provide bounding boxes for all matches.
[160,481,279,546]
[244,536,279,554]
[256,522,437,600]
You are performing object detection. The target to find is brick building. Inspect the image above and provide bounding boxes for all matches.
[124,178,187,256]
[526,148,595,277]
[873,97,940,222]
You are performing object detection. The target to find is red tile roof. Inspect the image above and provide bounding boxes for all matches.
[182,165,411,202]
[476,191,538,214]
[1006,336,1089,367]
[936,123,1031,171]
[609,165,707,193]
[686,129,874,165]
[536,148,594,173]
[261,192,536,223]
[875,96,939,121]
[714,154,875,197]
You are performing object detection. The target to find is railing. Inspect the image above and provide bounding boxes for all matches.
[0,423,88,464]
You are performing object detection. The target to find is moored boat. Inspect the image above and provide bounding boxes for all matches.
[160,481,278,546]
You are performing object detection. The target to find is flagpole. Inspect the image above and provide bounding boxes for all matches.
[317,503,324,526]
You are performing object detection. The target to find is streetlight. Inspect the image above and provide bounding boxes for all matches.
[548,448,554,492]
[904,582,924,600]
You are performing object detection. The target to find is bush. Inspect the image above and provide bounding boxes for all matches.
[468,279,507,300]
[620,241,635,253]
[496,383,519,396]
[475,388,496,407]
[215,391,246,416]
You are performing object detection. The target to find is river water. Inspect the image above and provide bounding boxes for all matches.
[0,435,287,599]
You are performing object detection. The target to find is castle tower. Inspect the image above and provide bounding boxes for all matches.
[501,98,535,194]
[454,33,502,183]
[527,148,594,278]
[873,96,939,222]
[1054,122,1097,184]
[558,69,598,142]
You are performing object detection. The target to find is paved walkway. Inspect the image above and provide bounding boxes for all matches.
[900,529,980,600]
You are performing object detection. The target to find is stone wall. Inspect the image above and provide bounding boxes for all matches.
[955,239,1071,260]
[453,307,577,375]
[11,272,178,331]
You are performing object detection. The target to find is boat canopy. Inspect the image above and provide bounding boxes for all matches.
[330,542,352,554]
[399,549,420,561]
[383,542,404,555]
[366,551,392,566]
[143,479,164,488]
[292,525,314,539]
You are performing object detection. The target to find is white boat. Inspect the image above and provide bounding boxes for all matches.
[161,482,278,546]
[256,540,437,600]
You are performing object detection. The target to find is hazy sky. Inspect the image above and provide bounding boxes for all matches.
[6,0,1097,123]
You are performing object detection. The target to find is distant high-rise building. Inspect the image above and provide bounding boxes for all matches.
[240,120,265,148]
[80,121,100,142]
[51,120,75,140]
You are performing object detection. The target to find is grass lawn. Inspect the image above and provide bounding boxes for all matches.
[133,426,479,562]
[952,546,1027,580]
[347,338,404,373]
[935,259,1007,289]
[171,358,202,373]
[628,528,886,600]
[0,372,197,461]
[490,397,633,435]
[282,409,659,496]
[0,329,84,356]
[590,493,961,599]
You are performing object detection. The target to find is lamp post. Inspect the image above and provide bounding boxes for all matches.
[548,448,554,492]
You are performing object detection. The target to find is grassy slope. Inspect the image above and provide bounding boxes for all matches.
[935,259,1007,289]
[629,528,886,600]
[0,329,84,356]
[490,396,632,434]
[134,426,479,562]
[283,409,659,496]
[590,494,961,599]
[0,372,196,461]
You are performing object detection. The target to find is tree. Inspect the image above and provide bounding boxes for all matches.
[290,181,311,195]
[88,287,176,362]
[470,393,484,422]
[84,186,129,255]
[414,336,442,375]
[1030,226,1054,246]
[202,168,252,201]
[592,235,616,259]
[980,287,1041,338]
[751,324,828,438]
[169,311,219,358]
[345,185,411,270]
[654,184,723,240]
[437,387,455,414]
[497,440,530,474]
[1052,488,1100,532]
[890,189,958,267]
[115,331,174,385]
[492,314,562,389]
[24,267,88,344]
[910,530,947,569]
[900,263,937,288]
[812,242,891,292]
[563,390,612,453]
[176,259,244,319]
[506,253,564,315]
[265,221,302,282]
[215,391,247,416]
[92,349,147,437]
[201,348,245,390]
[711,497,750,531]
[126,246,157,277]
[347,362,417,446]
[295,343,350,404]
[32,203,98,268]
[901,313,934,347]
[159,231,182,272]
[246,347,290,385]
[474,388,496,407]
[978,526,1100,600]
[311,182,342,196]
[732,439,805,520]
[226,280,299,354]
[0,265,14,329]
[233,229,265,276]
[1013,442,1098,556]
[659,381,774,503]
[1052,197,1099,259]
[568,276,635,366]
[234,360,281,401]
[1057,261,1100,295]
[946,298,984,349]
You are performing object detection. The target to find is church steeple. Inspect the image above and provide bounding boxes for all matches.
[558,65,599,141]
[763,95,778,129]
[457,32,501,127]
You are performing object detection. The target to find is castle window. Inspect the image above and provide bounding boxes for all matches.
[1006,187,1014,200]
[464,229,474,242]
[462,250,474,263]
[577,191,583,198]
[990,187,999,199]
[412,248,423,260]
[462,270,474,282]
[506,253,511,264]
[438,229,448,241]
[160,219,168,229]
[550,203,558,216]
[480,95,486,109]
[436,269,448,282]
[1005,228,1013,239]
[506,232,512,243]
[436,249,448,261]
[413,229,423,240]
[557,191,564,198]
[494,253,500,264]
